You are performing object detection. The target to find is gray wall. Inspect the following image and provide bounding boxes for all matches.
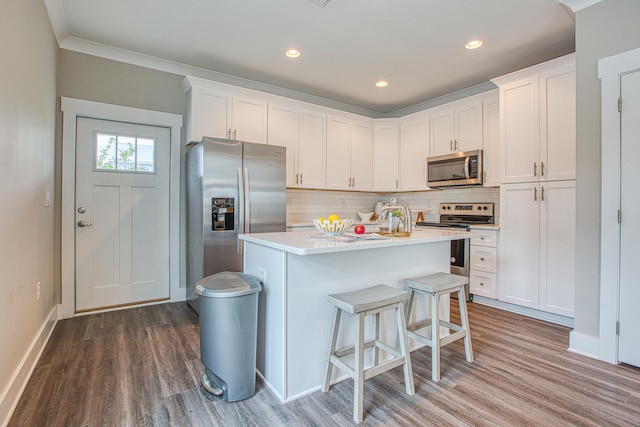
[573,0,640,338]
[54,50,189,297]
[0,0,57,419]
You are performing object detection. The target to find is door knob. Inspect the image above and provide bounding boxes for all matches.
[77,220,93,227]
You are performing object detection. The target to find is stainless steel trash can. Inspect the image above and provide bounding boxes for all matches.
[195,271,262,402]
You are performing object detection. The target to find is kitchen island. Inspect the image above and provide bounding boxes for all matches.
[239,228,477,403]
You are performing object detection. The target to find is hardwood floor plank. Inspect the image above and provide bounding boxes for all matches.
[9,301,640,426]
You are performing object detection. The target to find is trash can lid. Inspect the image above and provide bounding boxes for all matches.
[195,271,262,298]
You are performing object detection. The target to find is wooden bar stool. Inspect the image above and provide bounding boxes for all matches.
[404,272,474,382]
[321,284,415,424]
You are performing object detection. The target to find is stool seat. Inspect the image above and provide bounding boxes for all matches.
[327,284,409,314]
[404,272,474,382]
[405,272,469,294]
[322,284,414,423]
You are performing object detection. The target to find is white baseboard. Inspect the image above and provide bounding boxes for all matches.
[472,296,574,328]
[568,330,601,360]
[0,306,58,427]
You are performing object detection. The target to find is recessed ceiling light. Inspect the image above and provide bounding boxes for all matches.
[465,40,484,50]
[376,81,389,88]
[285,49,301,58]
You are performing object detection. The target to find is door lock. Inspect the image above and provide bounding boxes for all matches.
[77,220,93,227]
[77,207,86,213]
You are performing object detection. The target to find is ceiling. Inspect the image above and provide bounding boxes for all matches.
[46,0,576,115]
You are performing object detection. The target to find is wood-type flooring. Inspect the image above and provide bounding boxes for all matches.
[9,300,640,426]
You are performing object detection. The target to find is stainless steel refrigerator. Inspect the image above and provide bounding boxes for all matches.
[186,137,286,313]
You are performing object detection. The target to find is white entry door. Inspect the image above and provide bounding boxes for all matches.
[619,69,640,367]
[75,117,171,312]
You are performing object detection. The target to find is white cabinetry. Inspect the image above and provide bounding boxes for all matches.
[268,102,326,189]
[469,228,498,299]
[482,91,500,186]
[326,116,373,191]
[493,55,575,184]
[499,181,575,317]
[183,77,267,144]
[373,124,399,191]
[430,100,483,156]
[494,54,576,318]
[399,113,430,191]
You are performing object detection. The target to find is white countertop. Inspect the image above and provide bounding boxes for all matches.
[469,224,500,230]
[239,228,478,256]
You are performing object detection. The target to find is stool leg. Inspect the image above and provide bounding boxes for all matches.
[405,289,415,323]
[458,288,474,363]
[374,312,380,366]
[396,301,415,395]
[322,306,341,393]
[431,292,441,382]
[354,312,365,424]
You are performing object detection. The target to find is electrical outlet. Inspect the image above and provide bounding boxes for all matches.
[257,268,266,283]
[36,282,41,301]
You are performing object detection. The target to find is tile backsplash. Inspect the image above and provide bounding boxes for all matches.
[286,186,500,225]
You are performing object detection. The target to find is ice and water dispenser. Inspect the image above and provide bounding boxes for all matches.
[211,198,234,231]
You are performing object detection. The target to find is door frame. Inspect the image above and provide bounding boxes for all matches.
[585,47,640,363]
[60,97,183,319]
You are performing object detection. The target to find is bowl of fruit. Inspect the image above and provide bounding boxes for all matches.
[313,214,353,236]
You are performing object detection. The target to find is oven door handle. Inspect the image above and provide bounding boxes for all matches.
[464,156,471,179]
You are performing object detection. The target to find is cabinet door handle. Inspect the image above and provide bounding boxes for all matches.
[479,282,484,287]
[232,129,237,140]
[480,257,485,261]
[541,161,545,177]
[295,173,299,184]
[300,173,303,185]
[396,179,398,189]
[227,128,232,139]
[455,139,459,151]
[534,186,538,201]
[541,186,545,202]
[450,140,453,151]
[352,177,355,187]
[533,162,538,177]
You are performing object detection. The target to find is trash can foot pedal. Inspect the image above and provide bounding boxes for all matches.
[201,373,224,401]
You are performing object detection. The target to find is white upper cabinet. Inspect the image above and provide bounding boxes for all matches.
[183,76,267,144]
[399,114,430,191]
[268,101,326,189]
[326,115,373,191]
[373,124,399,192]
[268,102,300,187]
[493,54,575,184]
[430,100,483,156]
[297,109,326,189]
[482,91,500,186]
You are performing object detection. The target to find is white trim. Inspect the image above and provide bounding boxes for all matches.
[595,48,640,364]
[568,330,600,359]
[42,0,69,45]
[559,0,605,13]
[470,296,574,328]
[0,306,57,426]
[59,97,183,319]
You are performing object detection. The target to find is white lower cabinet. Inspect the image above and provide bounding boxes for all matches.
[499,180,575,317]
[469,228,498,299]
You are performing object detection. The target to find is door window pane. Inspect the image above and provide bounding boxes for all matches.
[95,132,156,173]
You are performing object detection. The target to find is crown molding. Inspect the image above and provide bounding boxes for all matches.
[559,0,605,13]
[43,0,69,45]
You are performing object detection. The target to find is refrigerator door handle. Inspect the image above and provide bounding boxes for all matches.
[243,167,251,234]
[237,166,245,256]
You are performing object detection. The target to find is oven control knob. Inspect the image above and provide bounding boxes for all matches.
[483,206,488,210]
[477,206,481,210]
[451,257,456,264]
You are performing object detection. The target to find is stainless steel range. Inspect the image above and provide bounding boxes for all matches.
[416,202,495,301]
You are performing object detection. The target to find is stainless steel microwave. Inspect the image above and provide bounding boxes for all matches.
[426,149,483,188]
